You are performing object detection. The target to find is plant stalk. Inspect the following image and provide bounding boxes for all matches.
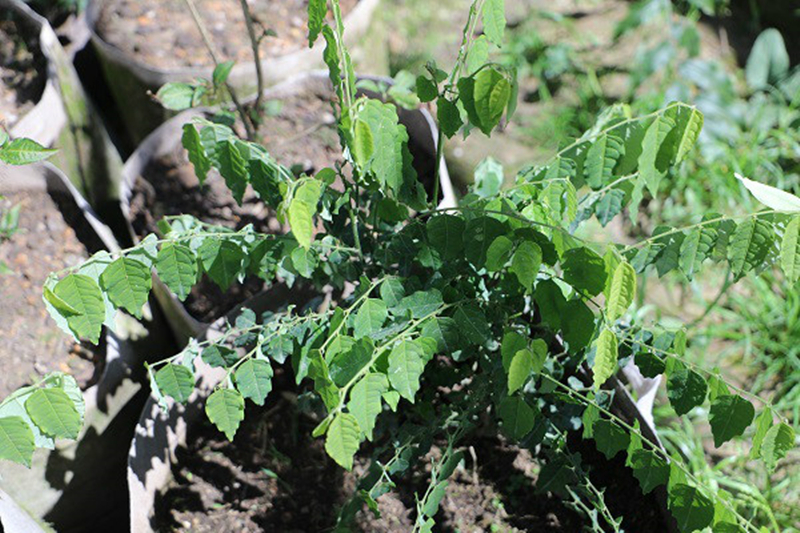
[237,0,265,113]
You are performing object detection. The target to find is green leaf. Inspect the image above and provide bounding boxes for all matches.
[463,216,507,268]
[437,97,462,138]
[635,351,666,378]
[709,395,755,447]
[585,134,624,189]
[630,449,669,494]
[562,247,606,297]
[511,240,542,292]
[507,348,534,394]
[498,396,536,441]
[155,243,198,301]
[745,28,790,89]
[679,226,717,280]
[639,115,675,196]
[780,217,800,284]
[347,373,389,441]
[482,0,506,46]
[99,257,152,318]
[535,279,566,330]
[388,340,426,402]
[728,218,774,280]
[43,286,79,316]
[593,329,618,389]
[421,317,460,355]
[665,106,703,164]
[307,0,327,45]
[454,304,490,346]
[330,338,373,387]
[234,359,273,406]
[182,124,211,185]
[421,481,448,518]
[750,409,773,459]
[217,140,249,205]
[0,417,34,467]
[206,388,245,441]
[474,157,504,198]
[761,423,794,472]
[473,68,510,135]
[201,345,240,368]
[53,274,106,343]
[485,235,513,272]
[606,260,636,322]
[592,419,629,459]
[155,83,195,111]
[501,330,527,372]
[561,300,595,351]
[667,369,707,416]
[0,137,57,165]
[352,119,374,169]
[427,215,466,261]
[154,363,194,403]
[668,484,714,533]
[288,179,323,249]
[594,189,625,227]
[380,278,405,307]
[353,299,388,339]
[212,60,235,87]
[25,388,81,440]
[198,239,246,290]
[416,76,438,102]
[357,100,411,191]
[325,412,361,470]
[396,289,443,319]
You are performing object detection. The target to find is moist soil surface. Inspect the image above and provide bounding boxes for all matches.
[0,188,104,398]
[95,0,359,70]
[0,12,46,130]
[128,82,342,323]
[154,372,666,532]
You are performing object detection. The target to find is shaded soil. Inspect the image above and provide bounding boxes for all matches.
[0,189,105,398]
[128,82,343,323]
[0,12,46,130]
[95,0,358,70]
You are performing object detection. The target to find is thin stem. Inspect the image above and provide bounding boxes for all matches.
[237,0,265,113]
[183,0,255,139]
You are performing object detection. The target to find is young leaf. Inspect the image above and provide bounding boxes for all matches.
[325,412,361,470]
[156,243,198,301]
[0,417,34,467]
[665,106,703,164]
[482,0,506,46]
[473,68,511,135]
[709,395,755,447]
[728,218,773,280]
[212,61,235,87]
[0,138,57,165]
[25,389,81,440]
[761,423,794,472]
[750,409,773,460]
[606,260,636,322]
[736,173,800,213]
[234,359,273,406]
[99,257,152,318]
[198,239,246,291]
[352,119,374,169]
[668,484,714,533]
[388,340,426,402]
[679,226,717,280]
[154,364,195,404]
[667,369,707,416]
[347,373,389,441]
[585,134,624,189]
[357,100,410,192]
[427,215,466,261]
[507,348,534,394]
[217,140,249,205]
[639,115,675,196]
[288,179,323,249]
[781,217,800,284]
[510,240,542,292]
[593,328,618,389]
[501,330,528,372]
[53,274,106,343]
[498,396,536,441]
[206,388,245,441]
[353,299,388,339]
[594,189,625,227]
[155,83,195,111]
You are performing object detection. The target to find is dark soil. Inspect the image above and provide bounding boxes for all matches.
[0,188,105,398]
[95,0,359,70]
[153,368,666,532]
[0,12,46,130]
[128,83,343,323]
